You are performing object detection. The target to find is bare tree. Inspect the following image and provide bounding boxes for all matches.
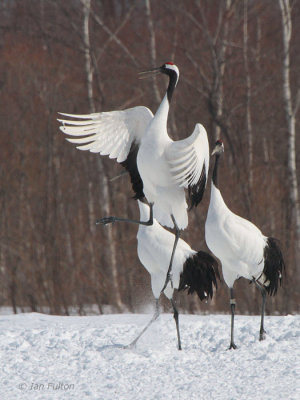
[91,8,138,68]
[81,0,124,311]
[145,0,161,103]
[82,0,95,113]
[243,0,253,189]
[278,0,300,274]
[0,0,298,315]
[181,0,237,154]
[196,0,233,141]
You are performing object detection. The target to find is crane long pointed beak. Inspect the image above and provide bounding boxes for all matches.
[110,170,129,182]
[138,67,160,79]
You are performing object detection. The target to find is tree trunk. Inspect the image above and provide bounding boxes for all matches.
[82,0,95,113]
[210,0,232,141]
[81,0,124,311]
[278,0,300,274]
[243,0,253,189]
[145,0,161,104]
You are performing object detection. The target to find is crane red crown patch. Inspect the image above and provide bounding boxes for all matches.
[166,62,174,65]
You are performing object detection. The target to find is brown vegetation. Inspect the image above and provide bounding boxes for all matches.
[0,0,299,315]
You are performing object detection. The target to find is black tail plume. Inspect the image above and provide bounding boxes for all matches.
[178,251,220,301]
[263,237,285,296]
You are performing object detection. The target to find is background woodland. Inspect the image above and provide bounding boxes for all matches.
[0,0,299,315]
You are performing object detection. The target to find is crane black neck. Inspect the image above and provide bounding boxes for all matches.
[212,154,221,189]
[166,70,178,103]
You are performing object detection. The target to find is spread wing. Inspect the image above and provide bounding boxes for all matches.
[58,106,153,199]
[166,123,209,208]
[58,106,153,162]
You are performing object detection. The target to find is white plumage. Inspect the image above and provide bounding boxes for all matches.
[58,62,210,291]
[60,107,152,163]
[206,186,267,288]
[138,201,200,298]
[126,200,218,350]
[205,140,285,349]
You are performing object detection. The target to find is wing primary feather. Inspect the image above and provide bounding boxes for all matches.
[58,112,97,119]
[120,142,144,200]
[169,153,197,173]
[59,126,99,137]
[188,163,207,210]
[57,118,96,126]
[58,107,154,199]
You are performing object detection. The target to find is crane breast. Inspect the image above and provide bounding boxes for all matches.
[206,210,266,267]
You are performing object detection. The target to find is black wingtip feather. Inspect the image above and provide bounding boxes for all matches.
[263,237,285,296]
[178,251,219,301]
[120,142,145,200]
[188,164,207,210]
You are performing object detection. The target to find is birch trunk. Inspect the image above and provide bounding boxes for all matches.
[243,0,253,189]
[82,0,95,113]
[278,0,300,270]
[145,0,161,104]
[212,0,231,141]
[243,2,255,304]
[81,0,124,311]
[196,0,232,141]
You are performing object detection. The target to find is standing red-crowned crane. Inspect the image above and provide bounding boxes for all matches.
[205,140,285,349]
[58,62,209,292]
[125,200,218,350]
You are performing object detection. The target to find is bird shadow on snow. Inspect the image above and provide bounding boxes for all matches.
[95,343,152,356]
[96,343,126,352]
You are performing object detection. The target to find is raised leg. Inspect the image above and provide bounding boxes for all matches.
[124,299,160,349]
[254,280,267,341]
[97,203,153,227]
[171,299,182,350]
[161,215,181,293]
[229,288,237,350]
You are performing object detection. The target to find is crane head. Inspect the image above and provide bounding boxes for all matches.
[211,140,224,156]
[160,62,179,86]
[138,62,179,86]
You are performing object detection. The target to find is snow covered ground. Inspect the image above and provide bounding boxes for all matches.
[0,312,299,400]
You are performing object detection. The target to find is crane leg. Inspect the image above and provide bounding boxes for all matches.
[229,288,237,350]
[171,298,182,350]
[96,203,154,227]
[124,299,160,349]
[253,280,267,341]
[161,215,181,293]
